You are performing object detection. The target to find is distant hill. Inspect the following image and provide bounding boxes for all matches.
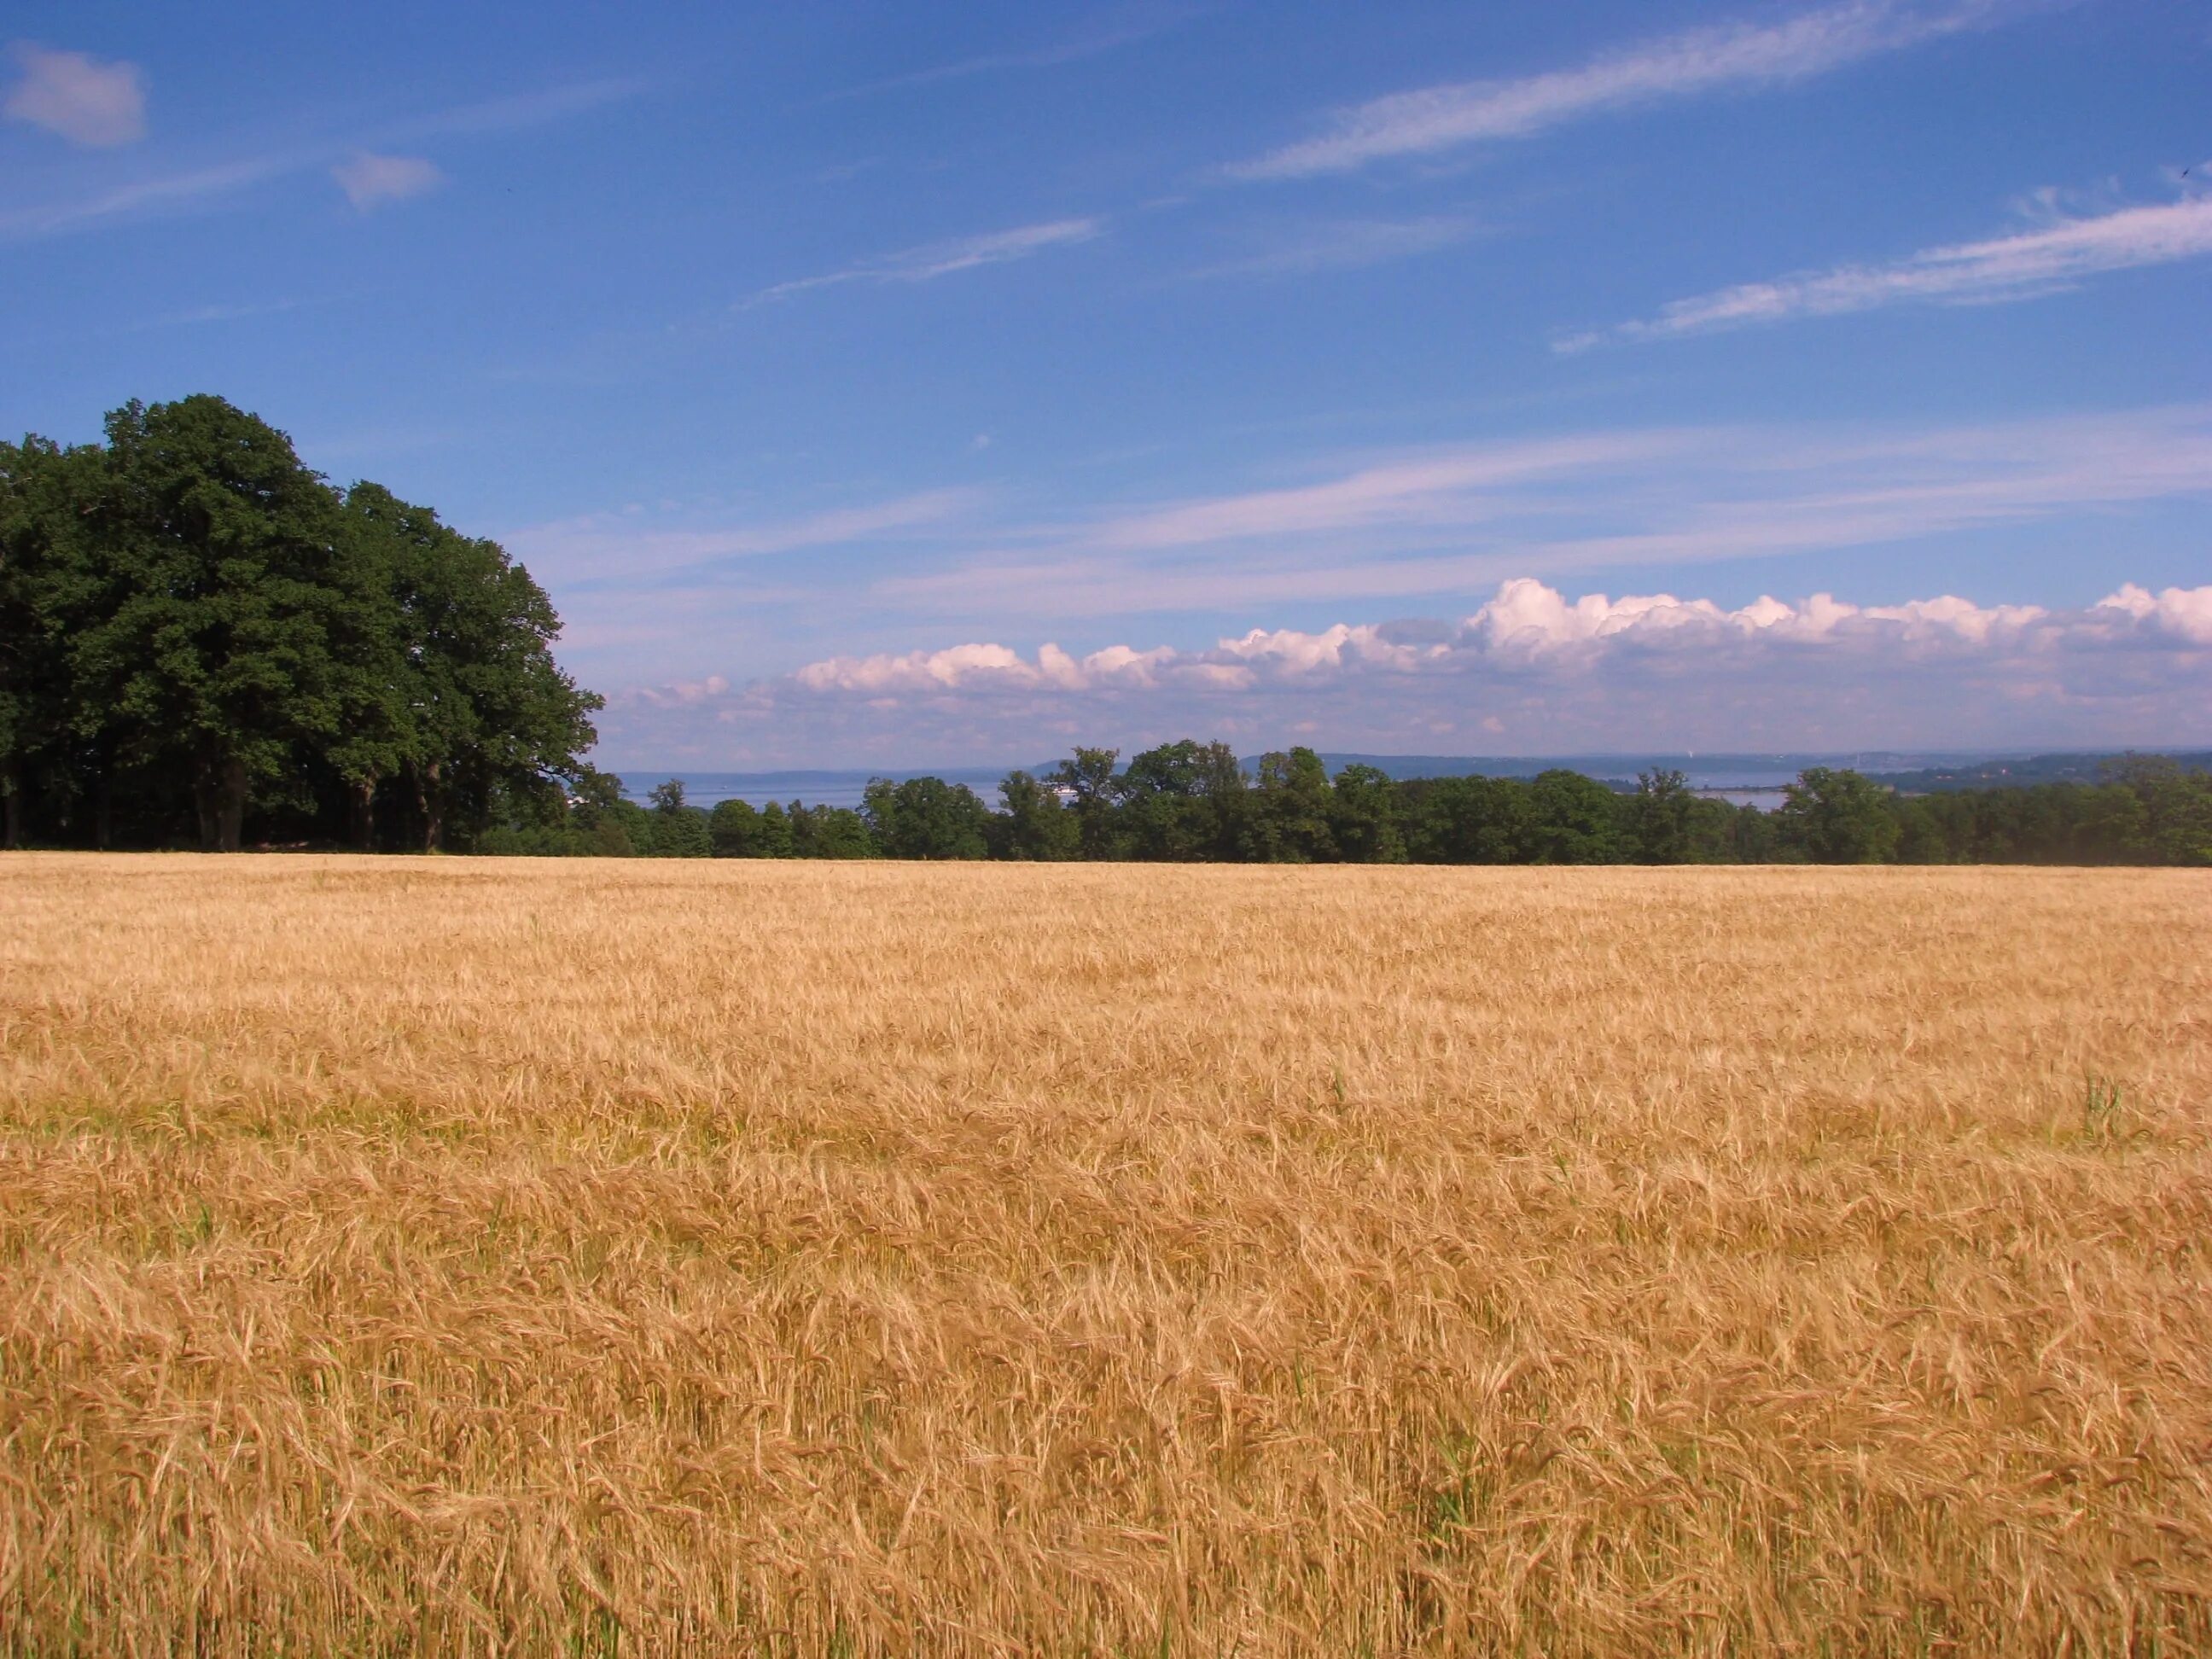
[1865,752,2212,795]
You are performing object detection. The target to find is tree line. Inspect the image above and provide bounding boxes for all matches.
[1,396,601,850]
[495,745,2212,867]
[8,396,2203,866]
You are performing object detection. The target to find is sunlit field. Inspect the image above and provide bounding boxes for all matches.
[2,854,2208,1655]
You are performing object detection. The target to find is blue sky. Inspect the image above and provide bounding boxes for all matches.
[4,0,2208,765]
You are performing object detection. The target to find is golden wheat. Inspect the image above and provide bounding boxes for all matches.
[1,853,2208,1655]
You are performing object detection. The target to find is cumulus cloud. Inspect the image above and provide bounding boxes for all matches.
[597,579,2212,765]
[789,638,1190,695]
[1466,577,2050,655]
[4,42,145,147]
[1566,194,2212,347]
[1231,0,2007,179]
[2094,582,2212,645]
[743,218,1103,306]
[1220,622,1443,674]
[331,152,445,211]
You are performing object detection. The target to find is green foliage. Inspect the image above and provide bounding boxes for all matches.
[1528,769,1629,864]
[863,775,992,859]
[994,769,1080,861]
[1404,776,1537,864]
[0,394,599,851]
[1776,767,1903,864]
[1327,763,1406,864]
[1118,738,1247,861]
[787,801,874,859]
[1243,748,1337,863]
[646,779,711,858]
[1052,746,1123,859]
[1631,768,1697,864]
[754,800,800,858]
[2105,755,2212,866]
[708,797,769,857]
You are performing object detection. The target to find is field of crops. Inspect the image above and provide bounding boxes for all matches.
[2,854,2208,1654]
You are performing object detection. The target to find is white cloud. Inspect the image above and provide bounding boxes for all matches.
[1220,623,1441,674]
[1231,0,2006,179]
[742,218,1103,306]
[1466,577,2050,655]
[4,42,145,148]
[1570,194,2212,347]
[331,152,444,211]
[2094,582,2212,646]
[789,638,1183,695]
[602,578,2212,765]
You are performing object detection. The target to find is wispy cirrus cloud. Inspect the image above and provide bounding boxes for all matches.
[0,75,642,239]
[0,154,291,237]
[1190,214,1483,279]
[824,9,1204,100]
[4,42,145,148]
[1084,432,1688,551]
[1559,191,2212,348]
[508,488,986,588]
[600,577,2212,765]
[742,218,1104,306]
[1231,0,2017,180]
[865,405,2212,620]
[379,76,646,142]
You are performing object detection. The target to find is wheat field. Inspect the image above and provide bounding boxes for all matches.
[1,854,2208,1655]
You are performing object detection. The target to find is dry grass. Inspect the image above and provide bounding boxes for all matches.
[1,854,2209,1655]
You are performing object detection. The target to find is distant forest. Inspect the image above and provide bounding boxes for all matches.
[527,748,2212,867]
[4,397,2206,865]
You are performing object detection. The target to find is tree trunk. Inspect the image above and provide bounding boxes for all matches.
[2,770,20,850]
[193,771,219,852]
[352,775,377,853]
[420,759,445,853]
[217,755,246,851]
[194,754,247,852]
[93,775,114,851]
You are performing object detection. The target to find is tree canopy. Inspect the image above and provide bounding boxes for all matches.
[0,395,601,850]
[587,748,2212,870]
